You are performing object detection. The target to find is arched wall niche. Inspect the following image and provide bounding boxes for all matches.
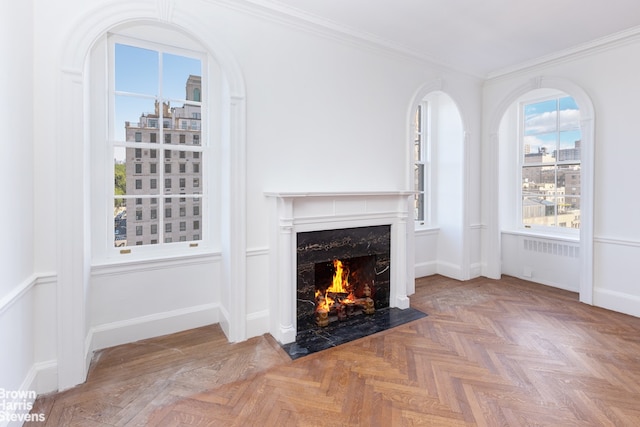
[56,1,247,390]
[407,79,472,282]
[485,76,594,304]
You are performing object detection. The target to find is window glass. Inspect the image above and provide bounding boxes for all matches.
[413,103,427,224]
[521,96,581,230]
[111,41,203,249]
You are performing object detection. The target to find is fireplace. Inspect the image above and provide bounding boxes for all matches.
[296,225,391,333]
[266,191,415,345]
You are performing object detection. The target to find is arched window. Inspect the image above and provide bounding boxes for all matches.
[90,24,221,260]
[519,91,581,231]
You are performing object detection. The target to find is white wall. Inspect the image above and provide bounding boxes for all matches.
[483,36,640,316]
[0,1,52,425]
[17,0,483,397]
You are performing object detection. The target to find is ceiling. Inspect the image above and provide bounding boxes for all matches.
[252,0,640,77]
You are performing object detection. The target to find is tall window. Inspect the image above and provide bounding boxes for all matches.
[521,95,581,230]
[413,103,429,224]
[111,39,205,249]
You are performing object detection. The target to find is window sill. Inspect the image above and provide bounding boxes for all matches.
[91,250,221,277]
[501,228,579,244]
[415,226,440,236]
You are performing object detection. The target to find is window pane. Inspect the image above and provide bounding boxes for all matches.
[522,165,555,191]
[162,53,201,101]
[558,96,580,131]
[521,95,581,231]
[523,133,556,164]
[115,44,158,95]
[114,199,127,247]
[558,132,581,159]
[112,42,205,249]
[115,96,157,143]
[522,196,556,227]
[524,99,557,136]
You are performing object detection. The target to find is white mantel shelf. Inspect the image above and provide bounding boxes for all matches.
[266,190,413,344]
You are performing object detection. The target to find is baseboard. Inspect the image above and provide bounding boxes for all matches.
[86,303,220,355]
[469,262,482,279]
[593,287,640,319]
[415,261,437,278]
[510,273,579,293]
[246,309,270,338]
[32,360,58,395]
[436,261,465,281]
[0,360,56,427]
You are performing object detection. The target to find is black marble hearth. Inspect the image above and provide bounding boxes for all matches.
[282,307,427,359]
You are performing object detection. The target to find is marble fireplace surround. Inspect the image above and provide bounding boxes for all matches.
[266,191,414,345]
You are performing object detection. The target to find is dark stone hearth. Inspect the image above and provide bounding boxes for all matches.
[282,307,427,359]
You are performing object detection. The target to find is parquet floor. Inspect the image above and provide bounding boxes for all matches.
[29,275,640,426]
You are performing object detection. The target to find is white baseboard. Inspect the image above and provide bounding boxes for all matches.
[436,261,465,281]
[246,310,270,338]
[1,360,56,427]
[415,261,437,278]
[469,262,482,279]
[86,303,220,356]
[593,288,640,319]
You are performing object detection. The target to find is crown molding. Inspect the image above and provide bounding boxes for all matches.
[486,25,640,81]
[209,0,482,79]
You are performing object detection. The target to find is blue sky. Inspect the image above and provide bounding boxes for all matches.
[113,43,201,141]
[524,96,581,154]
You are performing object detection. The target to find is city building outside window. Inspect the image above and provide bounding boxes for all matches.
[413,103,430,225]
[112,39,204,250]
[520,95,581,230]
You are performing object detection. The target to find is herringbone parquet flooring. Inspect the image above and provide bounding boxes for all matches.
[29,275,640,426]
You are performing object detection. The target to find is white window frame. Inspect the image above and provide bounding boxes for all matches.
[413,100,433,228]
[90,26,220,263]
[516,92,581,237]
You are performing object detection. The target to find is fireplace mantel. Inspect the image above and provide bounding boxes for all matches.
[266,191,414,344]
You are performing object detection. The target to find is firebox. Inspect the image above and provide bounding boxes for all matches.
[296,225,391,334]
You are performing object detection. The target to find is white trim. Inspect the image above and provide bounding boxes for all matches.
[415,261,437,278]
[594,236,640,248]
[436,261,465,281]
[58,0,248,389]
[91,252,220,276]
[502,228,579,244]
[32,360,58,395]
[0,274,37,316]
[86,303,220,353]
[247,247,270,257]
[217,0,474,77]
[415,226,440,236]
[246,309,270,338]
[593,288,640,319]
[487,25,640,80]
[485,76,595,304]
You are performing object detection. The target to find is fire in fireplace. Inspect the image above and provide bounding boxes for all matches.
[314,257,376,327]
[296,225,391,334]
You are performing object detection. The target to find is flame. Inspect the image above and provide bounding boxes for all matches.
[316,260,354,312]
[328,259,349,293]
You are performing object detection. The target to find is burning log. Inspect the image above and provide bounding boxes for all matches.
[316,308,329,327]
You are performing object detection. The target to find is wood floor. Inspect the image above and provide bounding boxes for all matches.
[29,275,640,426]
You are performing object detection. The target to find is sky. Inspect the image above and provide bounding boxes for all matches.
[523,96,581,155]
[113,43,201,142]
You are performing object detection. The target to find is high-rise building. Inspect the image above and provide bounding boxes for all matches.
[119,75,202,246]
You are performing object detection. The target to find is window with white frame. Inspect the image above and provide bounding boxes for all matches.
[111,37,206,250]
[520,95,581,230]
[413,102,430,225]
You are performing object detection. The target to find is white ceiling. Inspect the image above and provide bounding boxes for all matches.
[251,0,640,77]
